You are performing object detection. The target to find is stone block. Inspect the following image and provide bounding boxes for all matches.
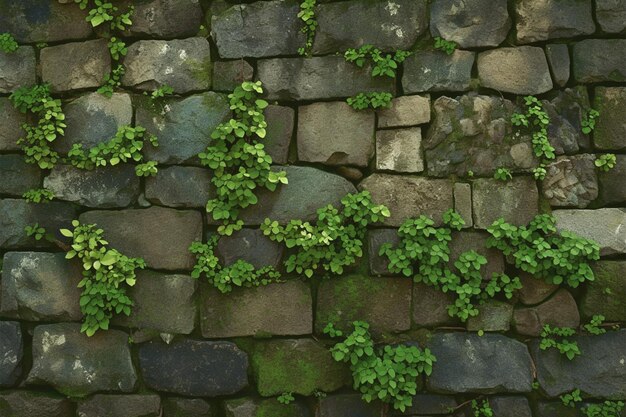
[413,283,458,327]
[513,289,580,336]
[124,0,203,39]
[216,228,283,269]
[264,105,294,165]
[375,128,424,173]
[546,44,570,87]
[162,397,216,417]
[0,98,28,151]
[472,177,539,229]
[454,183,473,228]
[582,261,626,321]
[145,166,213,208]
[0,390,73,417]
[367,228,400,276]
[377,95,430,128]
[402,50,475,93]
[212,60,254,92]
[542,154,598,208]
[553,208,626,256]
[515,0,595,43]
[573,39,626,83]
[597,155,626,205]
[0,155,41,196]
[596,0,626,33]
[0,322,22,387]
[77,395,161,417]
[0,47,36,93]
[594,87,626,150]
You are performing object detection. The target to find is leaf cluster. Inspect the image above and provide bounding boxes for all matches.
[472,399,493,417]
[277,392,295,405]
[146,84,174,101]
[98,64,125,97]
[539,325,581,360]
[297,0,317,56]
[261,191,390,278]
[493,167,512,181]
[135,161,159,177]
[595,154,616,172]
[434,37,456,55]
[582,109,599,134]
[22,188,55,203]
[108,37,127,61]
[0,33,19,53]
[582,401,624,417]
[486,214,599,288]
[25,223,48,241]
[199,81,287,236]
[10,84,66,169]
[326,321,436,412]
[561,389,582,407]
[347,92,392,110]
[76,0,133,30]
[61,220,145,336]
[511,96,555,162]
[344,44,411,78]
[583,315,606,335]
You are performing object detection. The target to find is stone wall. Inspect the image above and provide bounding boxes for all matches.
[1,0,625,416]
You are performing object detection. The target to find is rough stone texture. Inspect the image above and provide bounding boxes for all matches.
[298,102,375,167]
[201,281,312,338]
[597,155,626,205]
[467,301,513,332]
[316,275,412,335]
[137,92,230,164]
[124,0,203,39]
[162,397,216,417]
[449,231,505,278]
[427,333,533,393]
[454,183,473,228]
[430,0,511,48]
[313,0,428,54]
[425,95,536,177]
[113,271,197,335]
[596,0,626,33]
[0,322,22,387]
[536,402,583,417]
[517,273,559,305]
[0,47,36,94]
[318,393,382,417]
[223,397,310,417]
[489,396,533,417]
[0,199,77,249]
[252,338,349,396]
[545,44,570,87]
[212,60,254,92]
[376,128,424,173]
[0,391,73,417]
[532,330,626,398]
[478,47,553,95]
[56,92,133,154]
[27,323,137,397]
[402,51,475,93]
[1,252,82,322]
[77,395,161,417]
[377,95,431,128]
[264,105,294,165]
[44,165,140,208]
[0,0,92,43]
[514,289,580,336]
[472,177,539,229]
[553,208,626,256]
[358,174,454,226]
[543,87,591,155]
[515,0,595,43]
[391,394,457,416]
[582,261,626,321]
[593,87,626,150]
[0,98,28,151]
[233,166,357,225]
[573,39,626,83]
[542,154,598,208]
[40,40,110,93]
[413,283,458,327]
[123,38,211,93]
[216,228,283,269]
[139,339,249,396]
[145,165,213,208]
[211,0,305,58]
[80,207,202,270]
[257,56,395,101]
[367,228,400,276]
[0,155,41,196]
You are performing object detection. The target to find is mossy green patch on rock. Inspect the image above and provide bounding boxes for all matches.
[581,261,626,321]
[251,339,349,396]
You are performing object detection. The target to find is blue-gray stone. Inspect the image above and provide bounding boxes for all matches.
[0,322,23,387]
[0,155,41,196]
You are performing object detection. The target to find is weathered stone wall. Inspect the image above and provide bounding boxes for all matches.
[0,0,625,416]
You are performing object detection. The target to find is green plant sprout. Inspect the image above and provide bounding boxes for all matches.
[434,37,456,55]
[472,399,493,417]
[277,392,295,405]
[25,224,48,241]
[344,44,411,78]
[583,315,606,335]
[22,188,55,203]
[98,64,125,97]
[0,33,19,53]
[595,154,616,172]
[511,96,554,161]
[493,167,512,181]
[582,401,624,417]
[297,0,317,56]
[347,92,393,110]
[560,389,582,407]
[135,161,159,177]
[582,109,600,134]
[540,325,581,360]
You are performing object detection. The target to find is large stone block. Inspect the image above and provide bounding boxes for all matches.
[514,0,595,43]
[472,177,539,229]
[44,165,140,208]
[542,155,598,208]
[201,281,312,338]
[513,289,580,336]
[582,261,626,321]
[546,44,571,87]
[162,397,216,417]
[40,40,110,93]
[316,274,412,335]
[212,0,304,58]
[593,87,626,150]
[413,283,458,327]
[543,87,591,155]
[79,207,202,270]
[224,397,311,417]
[113,271,196,335]
[532,330,626,398]
[77,395,161,417]
[390,394,457,416]
[553,208,626,256]
[124,0,203,38]
[212,60,254,92]
[517,273,559,306]
[573,39,626,83]
[0,390,73,417]
[318,393,382,417]
[377,95,430,128]
[313,0,428,54]
[0,98,28,151]
[216,228,283,269]
[297,102,375,167]
[0,47,36,93]
[55,92,133,154]
[478,46,553,95]
[264,105,294,165]
[597,155,626,206]
[376,128,424,173]
[0,155,41,196]
[137,92,230,164]
[0,322,22,387]
[0,199,77,249]
[489,396,533,417]
[430,0,511,48]
[252,338,349,396]
[358,174,454,226]
[424,95,535,177]
[0,0,92,43]
[466,301,513,332]
[427,333,533,393]
[257,56,394,101]
[139,339,249,396]
[123,38,211,93]
[145,166,213,208]
[402,50,475,93]
[596,0,626,33]
[1,252,82,322]
[27,323,137,397]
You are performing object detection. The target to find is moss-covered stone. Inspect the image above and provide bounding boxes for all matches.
[581,261,626,321]
[251,339,349,396]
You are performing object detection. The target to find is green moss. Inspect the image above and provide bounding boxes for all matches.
[187,57,212,87]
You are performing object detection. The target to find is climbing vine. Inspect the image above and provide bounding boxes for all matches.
[539,325,581,360]
[344,44,411,78]
[297,0,317,56]
[346,92,392,110]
